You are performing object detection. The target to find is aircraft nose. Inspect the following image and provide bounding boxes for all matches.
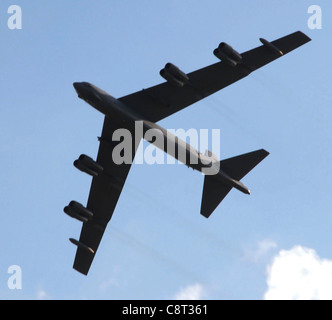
[73,82,82,93]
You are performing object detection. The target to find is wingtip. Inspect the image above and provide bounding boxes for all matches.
[257,149,270,158]
[262,149,270,157]
[297,30,312,42]
[73,265,89,276]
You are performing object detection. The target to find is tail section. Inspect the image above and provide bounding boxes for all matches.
[219,149,270,181]
[201,178,233,218]
[201,149,269,218]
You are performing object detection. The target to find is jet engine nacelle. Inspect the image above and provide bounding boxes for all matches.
[160,63,189,88]
[74,154,103,177]
[214,43,242,67]
[64,200,94,223]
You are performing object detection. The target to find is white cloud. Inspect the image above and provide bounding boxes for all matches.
[37,289,49,300]
[245,239,278,262]
[256,239,277,258]
[264,246,332,300]
[173,283,206,300]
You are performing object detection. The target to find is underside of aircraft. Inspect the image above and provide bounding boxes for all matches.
[64,31,311,275]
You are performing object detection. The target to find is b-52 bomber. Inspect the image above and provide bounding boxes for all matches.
[64,31,311,275]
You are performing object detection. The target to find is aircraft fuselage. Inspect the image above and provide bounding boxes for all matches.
[73,82,250,194]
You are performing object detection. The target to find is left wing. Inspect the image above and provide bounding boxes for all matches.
[119,31,311,123]
[72,117,139,275]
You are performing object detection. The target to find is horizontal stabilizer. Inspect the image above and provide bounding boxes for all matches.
[201,177,232,218]
[201,149,269,218]
[220,149,269,181]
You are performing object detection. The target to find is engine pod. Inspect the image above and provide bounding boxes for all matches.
[64,201,94,222]
[160,63,189,87]
[74,154,104,177]
[214,42,242,67]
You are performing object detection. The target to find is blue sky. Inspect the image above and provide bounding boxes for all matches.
[0,1,331,300]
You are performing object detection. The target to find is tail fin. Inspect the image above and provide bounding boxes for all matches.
[201,149,269,218]
[219,149,269,181]
[201,178,233,218]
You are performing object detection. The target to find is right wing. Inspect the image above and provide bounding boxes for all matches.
[119,31,311,123]
[73,117,140,275]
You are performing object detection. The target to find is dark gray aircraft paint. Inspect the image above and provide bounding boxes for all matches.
[64,31,311,275]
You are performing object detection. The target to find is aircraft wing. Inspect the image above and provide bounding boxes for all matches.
[119,31,311,123]
[72,117,139,275]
